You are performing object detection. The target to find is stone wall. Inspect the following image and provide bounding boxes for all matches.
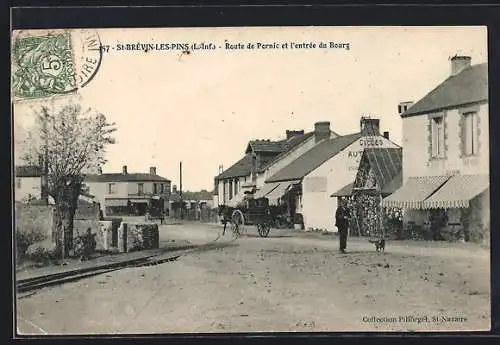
[15,203,55,243]
[117,222,159,253]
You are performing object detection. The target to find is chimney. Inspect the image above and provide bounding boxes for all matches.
[398,101,414,115]
[172,185,178,194]
[450,55,471,76]
[122,165,128,174]
[251,152,257,182]
[383,131,390,140]
[286,130,305,140]
[314,122,330,143]
[360,117,380,137]
[150,166,157,175]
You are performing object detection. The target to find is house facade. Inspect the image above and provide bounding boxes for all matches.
[85,165,171,216]
[265,117,400,231]
[382,56,489,243]
[214,123,337,207]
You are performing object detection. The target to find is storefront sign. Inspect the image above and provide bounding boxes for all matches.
[359,136,384,147]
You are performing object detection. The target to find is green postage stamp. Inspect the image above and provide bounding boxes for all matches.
[11,29,102,101]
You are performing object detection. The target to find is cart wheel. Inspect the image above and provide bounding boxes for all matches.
[258,224,270,238]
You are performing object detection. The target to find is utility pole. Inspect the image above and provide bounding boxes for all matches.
[179,161,183,219]
[39,108,50,206]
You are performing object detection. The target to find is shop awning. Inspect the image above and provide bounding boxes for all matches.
[422,174,489,209]
[331,182,354,197]
[381,175,450,209]
[105,198,129,207]
[254,182,280,199]
[266,180,301,203]
[227,192,246,207]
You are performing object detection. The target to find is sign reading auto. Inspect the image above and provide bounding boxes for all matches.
[347,136,385,170]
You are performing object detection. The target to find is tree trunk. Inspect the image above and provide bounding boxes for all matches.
[53,183,80,258]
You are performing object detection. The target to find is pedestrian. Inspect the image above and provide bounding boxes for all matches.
[335,199,351,253]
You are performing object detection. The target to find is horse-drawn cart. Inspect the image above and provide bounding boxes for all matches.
[219,196,273,238]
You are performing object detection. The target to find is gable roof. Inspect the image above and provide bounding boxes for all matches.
[217,132,316,181]
[266,132,362,183]
[15,165,42,178]
[215,154,252,180]
[257,132,315,173]
[246,140,286,154]
[402,63,488,117]
[359,148,403,194]
[85,173,170,183]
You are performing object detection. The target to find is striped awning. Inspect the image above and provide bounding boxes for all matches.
[381,175,450,209]
[254,182,280,199]
[422,174,489,209]
[266,180,301,204]
[331,182,354,197]
[105,198,129,207]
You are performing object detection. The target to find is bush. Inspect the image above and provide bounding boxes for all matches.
[25,240,57,261]
[73,231,97,257]
[467,223,488,244]
[16,230,46,260]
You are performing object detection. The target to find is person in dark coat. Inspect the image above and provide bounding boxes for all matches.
[335,200,351,253]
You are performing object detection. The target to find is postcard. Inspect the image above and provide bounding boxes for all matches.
[12,26,489,334]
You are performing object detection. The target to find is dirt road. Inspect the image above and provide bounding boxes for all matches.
[16,222,490,334]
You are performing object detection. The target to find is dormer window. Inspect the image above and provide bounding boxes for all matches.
[431,116,445,158]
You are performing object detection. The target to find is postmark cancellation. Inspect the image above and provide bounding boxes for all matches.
[11,29,102,102]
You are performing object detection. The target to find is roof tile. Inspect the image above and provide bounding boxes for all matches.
[402,63,488,117]
[266,132,362,183]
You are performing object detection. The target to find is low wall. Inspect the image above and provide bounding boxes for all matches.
[117,222,159,253]
[15,203,55,243]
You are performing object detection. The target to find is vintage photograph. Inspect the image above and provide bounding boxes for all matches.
[12,26,489,334]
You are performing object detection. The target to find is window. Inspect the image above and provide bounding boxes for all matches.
[160,183,164,194]
[431,116,445,158]
[16,178,21,189]
[107,183,116,194]
[137,183,144,195]
[153,183,158,194]
[463,112,478,156]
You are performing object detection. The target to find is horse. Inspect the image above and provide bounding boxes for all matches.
[217,204,235,236]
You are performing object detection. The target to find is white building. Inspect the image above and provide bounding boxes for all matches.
[214,123,338,207]
[264,118,400,231]
[84,165,171,216]
[14,165,42,202]
[382,56,489,242]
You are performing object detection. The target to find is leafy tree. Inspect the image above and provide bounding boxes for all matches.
[20,99,116,259]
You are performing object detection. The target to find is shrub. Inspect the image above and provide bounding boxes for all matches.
[16,230,45,260]
[73,230,97,257]
[25,240,57,262]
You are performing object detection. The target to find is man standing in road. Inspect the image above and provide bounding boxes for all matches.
[335,199,351,253]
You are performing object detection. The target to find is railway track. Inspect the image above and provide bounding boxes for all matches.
[17,230,237,294]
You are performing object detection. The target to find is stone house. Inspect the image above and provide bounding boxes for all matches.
[382,55,489,243]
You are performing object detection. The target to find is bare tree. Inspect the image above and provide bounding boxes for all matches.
[21,100,116,259]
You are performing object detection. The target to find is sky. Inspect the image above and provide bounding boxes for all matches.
[13,26,488,191]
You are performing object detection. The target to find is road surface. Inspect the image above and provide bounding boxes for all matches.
[16,222,490,334]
